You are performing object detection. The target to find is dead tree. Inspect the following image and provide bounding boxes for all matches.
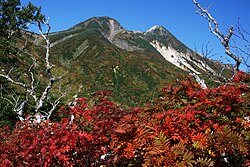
[193,0,242,74]
[0,19,64,123]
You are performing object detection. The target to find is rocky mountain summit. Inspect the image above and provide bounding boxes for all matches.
[50,17,229,76]
[39,16,231,105]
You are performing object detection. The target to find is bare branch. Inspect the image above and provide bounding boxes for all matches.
[194,42,230,84]
[232,19,250,72]
[34,19,54,114]
[0,17,59,122]
[0,73,29,88]
[0,85,26,121]
[193,0,242,73]
[235,18,250,43]
[232,45,250,57]
[46,84,67,120]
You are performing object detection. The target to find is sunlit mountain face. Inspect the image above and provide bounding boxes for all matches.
[8,16,232,106]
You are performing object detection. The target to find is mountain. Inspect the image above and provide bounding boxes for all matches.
[10,16,233,106]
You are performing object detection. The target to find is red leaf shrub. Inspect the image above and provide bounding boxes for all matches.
[0,75,249,166]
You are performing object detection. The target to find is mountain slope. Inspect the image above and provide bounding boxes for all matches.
[47,17,193,105]
[13,16,232,106]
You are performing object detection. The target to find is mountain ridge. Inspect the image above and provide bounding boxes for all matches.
[28,16,232,105]
[53,16,230,76]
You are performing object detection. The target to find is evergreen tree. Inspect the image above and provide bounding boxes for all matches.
[0,0,44,62]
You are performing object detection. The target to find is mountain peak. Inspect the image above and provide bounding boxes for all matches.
[146,25,166,33]
[87,16,125,41]
[147,25,160,32]
[88,16,119,23]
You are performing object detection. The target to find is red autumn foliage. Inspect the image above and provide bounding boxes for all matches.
[0,73,249,166]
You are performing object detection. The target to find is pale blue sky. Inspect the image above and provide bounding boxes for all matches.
[21,0,250,69]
